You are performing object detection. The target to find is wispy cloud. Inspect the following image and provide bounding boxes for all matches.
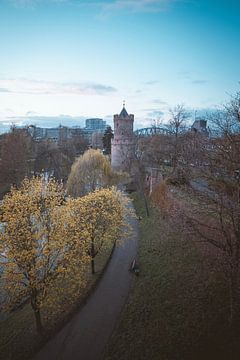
[0,88,11,93]
[0,114,86,128]
[178,70,191,80]
[0,78,117,95]
[9,0,181,13]
[144,80,160,86]
[143,108,165,118]
[152,98,168,105]
[98,0,180,15]
[191,79,208,85]
[9,0,68,7]
[178,71,209,85]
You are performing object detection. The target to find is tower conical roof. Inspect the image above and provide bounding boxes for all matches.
[119,106,128,117]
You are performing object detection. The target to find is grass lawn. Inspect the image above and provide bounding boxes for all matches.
[0,183,10,201]
[0,241,114,360]
[104,190,239,360]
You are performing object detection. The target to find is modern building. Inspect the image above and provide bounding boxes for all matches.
[27,118,109,147]
[85,118,107,131]
[83,118,107,144]
[111,104,135,171]
[27,125,73,142]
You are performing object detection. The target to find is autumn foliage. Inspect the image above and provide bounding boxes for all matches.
[67,188,129,274]
[0,176,128,333]
[66,149,113,197]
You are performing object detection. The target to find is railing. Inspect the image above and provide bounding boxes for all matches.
[134,127,170,137]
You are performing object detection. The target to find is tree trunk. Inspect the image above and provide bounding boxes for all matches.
[34,308,43,334]
[31,296,43,334]
[91,258,95,275]
[143,192,150,217]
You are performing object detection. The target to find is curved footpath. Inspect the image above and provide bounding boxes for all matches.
[33,201,139,360]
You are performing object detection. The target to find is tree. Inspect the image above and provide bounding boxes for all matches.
[34,139,72,182]
[187,90,240,329]
[66,149,114,197]
[69,188,129,274]
[0,127,34,191]
[102,126,113,155]
[0,176,89,333]
[59,132,88,160]
[136,134,172,169]
[167,104,189,170]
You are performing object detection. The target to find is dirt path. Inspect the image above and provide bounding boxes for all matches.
[33,202,138,360]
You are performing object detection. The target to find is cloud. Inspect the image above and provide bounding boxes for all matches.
[9,0,67,7]
[143,108,165,118]
[178,71,209,85]
[0,78,117,95]
[1,114,87,129]
[98,0,180,15]
[191,79,208,85]
[26,111,38,116]
[152,98,168,105]
[0,88,11,93]
[8,0,183,14]
[178,70,191,80]
[144,80,160,86]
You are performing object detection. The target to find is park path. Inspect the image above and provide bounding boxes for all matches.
[33,201,138,360]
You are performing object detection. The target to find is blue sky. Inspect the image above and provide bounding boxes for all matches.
[0,0,239,131]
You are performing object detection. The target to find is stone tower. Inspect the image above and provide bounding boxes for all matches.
[111,104,135,171]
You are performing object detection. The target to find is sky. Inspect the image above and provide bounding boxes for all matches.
[0,0,239,132]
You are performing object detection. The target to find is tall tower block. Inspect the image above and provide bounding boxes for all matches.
[111,104,135,171]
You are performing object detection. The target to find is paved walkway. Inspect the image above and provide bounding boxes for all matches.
[33,202,138,360]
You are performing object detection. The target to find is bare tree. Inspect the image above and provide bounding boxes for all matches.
[188,91,240,329]
[34,140,72,182]
[59,133,88,160]
[0,127,34,192]
[167,104,189,170]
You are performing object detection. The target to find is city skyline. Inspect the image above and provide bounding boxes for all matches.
[0,0,239,132]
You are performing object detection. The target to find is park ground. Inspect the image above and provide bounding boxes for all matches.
[104,188,240,360]
[1,186,240,360]
[0,242,115,360]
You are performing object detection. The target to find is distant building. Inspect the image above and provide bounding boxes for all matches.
[27,119,108,147]
[191,119,209,135]
[91,132,104,149]
[111,104,135,171]
[85,118,106,131]
[28,125,72,142]
[83,118,107,144]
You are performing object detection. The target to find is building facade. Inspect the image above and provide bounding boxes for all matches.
[191,119,209,135]
[111,105,135,171]
[83,118,107,144]
[85,118,107,131]
[27,119,108,145]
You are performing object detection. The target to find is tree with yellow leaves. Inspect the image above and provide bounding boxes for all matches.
[69,188,129,274]
[0,176,89,333]
[66,149,112,197]
[66,148,127,197]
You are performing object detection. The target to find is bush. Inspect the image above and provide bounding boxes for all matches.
[166,167,190,186]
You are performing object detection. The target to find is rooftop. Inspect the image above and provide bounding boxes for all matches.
[119,106,129,118]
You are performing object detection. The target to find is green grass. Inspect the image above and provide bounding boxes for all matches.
[0,242,114,360]
[104,192,237,360]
